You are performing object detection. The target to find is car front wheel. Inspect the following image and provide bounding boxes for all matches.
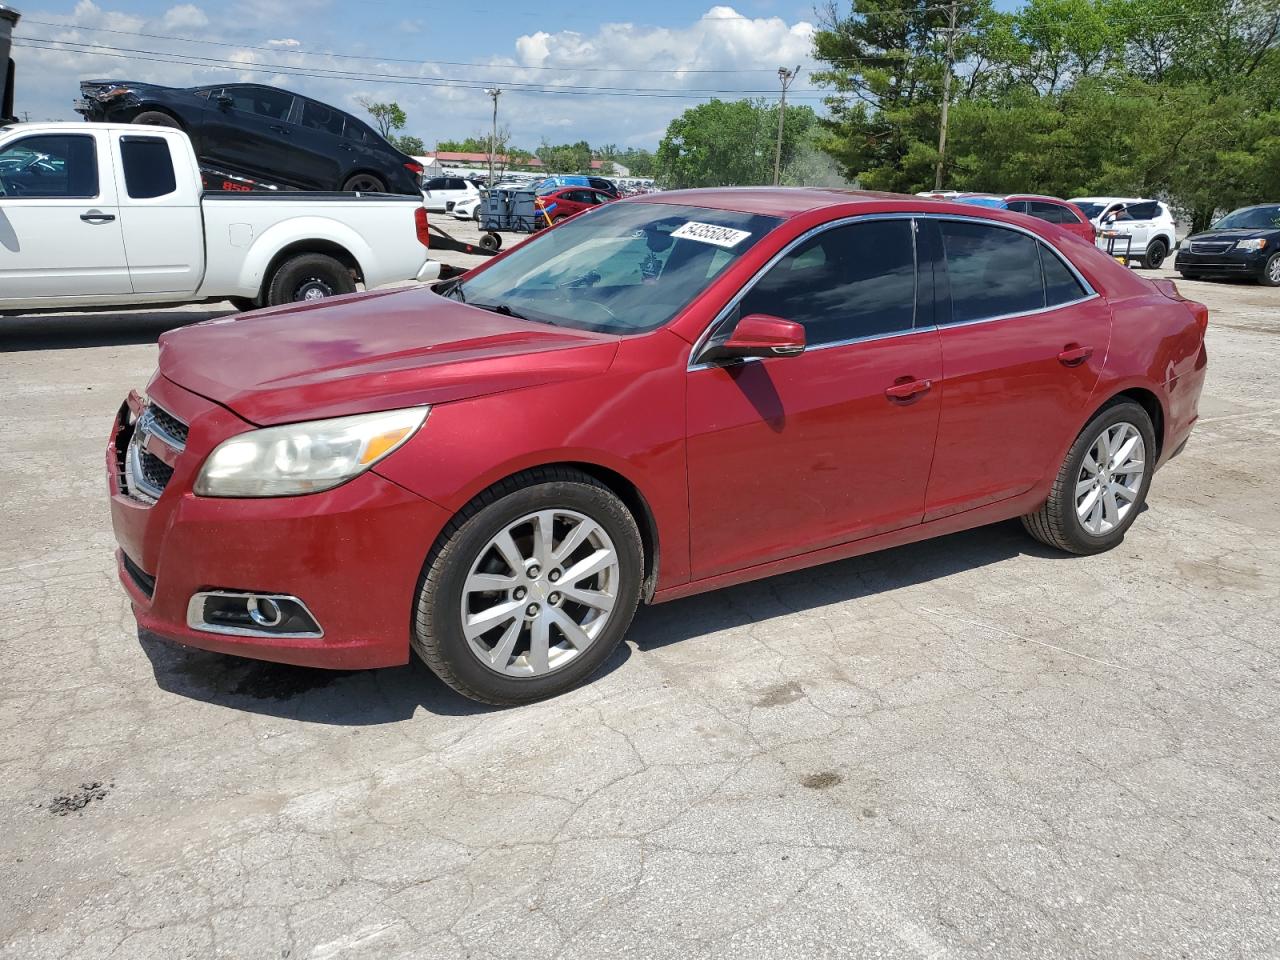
[1021,400,1156,555]
[132,110,181,128]
[413,467,643,705]
[1260,252,1280,287]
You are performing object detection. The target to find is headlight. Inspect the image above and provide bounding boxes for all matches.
[195,407,428,498]
[1235,238,1268,251]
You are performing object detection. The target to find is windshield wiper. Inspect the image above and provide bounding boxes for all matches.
[471,301,537,323]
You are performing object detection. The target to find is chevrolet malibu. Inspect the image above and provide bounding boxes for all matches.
[108,189,1208,705]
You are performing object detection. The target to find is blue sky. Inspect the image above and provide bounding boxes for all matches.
[15,0,833,149]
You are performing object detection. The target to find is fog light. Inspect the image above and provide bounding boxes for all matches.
[186,591,323,638]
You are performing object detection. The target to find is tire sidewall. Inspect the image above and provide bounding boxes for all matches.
[1143,239,1166,269]
[417,480,642,704]
[1054,401,1157,553]
[266,254,355,306]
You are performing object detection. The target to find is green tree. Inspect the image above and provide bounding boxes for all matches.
[392,134,426,155]
[356,97,407,141]
[654,99,815,188]
[535,140,593,173]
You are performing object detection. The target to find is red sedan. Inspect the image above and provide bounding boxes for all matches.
[109,189,1207,705]
[536,186,616,224]
[952,193,1097,244]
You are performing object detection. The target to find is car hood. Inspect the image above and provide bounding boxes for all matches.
[158,287,620,426]
[1187,228,1277,242]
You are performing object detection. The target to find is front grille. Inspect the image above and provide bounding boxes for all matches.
[122,401,188,504]
[1190,241,1233,255]
[122,554,156,598]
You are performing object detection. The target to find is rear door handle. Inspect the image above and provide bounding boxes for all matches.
[269,124,290,135]
[885,378,932,402]
[80,211,116,223]
[1058,345,1094,367]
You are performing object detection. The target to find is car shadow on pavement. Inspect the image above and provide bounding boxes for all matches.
[137,519,1060,721]
[627,520,1069,653]
[1,308,233,352]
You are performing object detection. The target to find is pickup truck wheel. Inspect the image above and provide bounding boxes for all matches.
[133,110,181,128]
[265,253,356,306]
[342,173,386,193]
[228,297,258,312]
[1021,400,1155,555]
[412,467,643,706]
[1141,239,1167,270]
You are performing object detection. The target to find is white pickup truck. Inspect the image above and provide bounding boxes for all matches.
[0,122,440,313]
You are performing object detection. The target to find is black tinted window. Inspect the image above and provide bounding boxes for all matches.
[227,86,293,120]
[120,136,176,198]
[1124,201,1159,220]
[1007,200,1029,213]
[424,177,449,191]
[0,134,98,198]
[1040,246,1087,306]
[1028,200,1067,224]
[941,220,1044,323]
[449,178,468,190]
[301,100,345,135]
[739,219,917,346]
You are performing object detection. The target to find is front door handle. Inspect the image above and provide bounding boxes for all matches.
[80,211,116,223]
[885,377,932,402]
[269,124,290,135]
[1058,344,1094,367]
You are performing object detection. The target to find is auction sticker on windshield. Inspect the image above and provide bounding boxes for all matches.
[671,221,753,248]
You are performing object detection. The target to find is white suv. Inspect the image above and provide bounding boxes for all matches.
[1070,197,1177,269]
[422,176,481,214]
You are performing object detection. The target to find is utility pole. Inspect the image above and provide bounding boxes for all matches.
[484,88,501,189]
[934,1,959,191]
[773,65,800,186]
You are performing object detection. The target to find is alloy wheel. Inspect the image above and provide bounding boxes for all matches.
[295,277,334,301]
[1269,256,1280,284]
[460,509,620,677]
[1075,421,1146,535]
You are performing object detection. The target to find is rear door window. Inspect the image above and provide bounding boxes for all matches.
[738,218,917,346]
[300,100,345,136]
[1028,201,1067,224]
[1123,201,1159,221]
[1040,246,1088,306]
[940,220,1044,323]
[120,136,177,199]
[424,177,449,191]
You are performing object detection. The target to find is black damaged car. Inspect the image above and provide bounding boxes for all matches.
[75,80,423,194]
[1175,204,1280,286]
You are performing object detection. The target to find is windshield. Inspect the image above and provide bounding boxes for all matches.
[1074,202,1107,220]
[1212,206,1280,230]
[956,195,1007,209]
[452,201,782,334]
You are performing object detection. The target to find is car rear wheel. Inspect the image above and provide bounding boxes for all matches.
[342,173,386,193]
[1260,252,1280,287]
[473,206,482,222]
[265,253,356,306]
[1021,400,1156,555]
[1141,239,1167,269]
[133,110,181,128]
[413,467,643,706]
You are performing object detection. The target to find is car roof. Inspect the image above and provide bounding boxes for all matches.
[1070,197,1148,204]
[1005,194,1073,203]
[637,186,916,218]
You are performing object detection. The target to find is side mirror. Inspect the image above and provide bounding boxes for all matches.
[216,94,233,109]
[701,314,806,363]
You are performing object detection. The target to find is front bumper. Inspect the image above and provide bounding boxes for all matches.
[108,376,450,669]
[1174,248,1267,276]
[416,259,443,282]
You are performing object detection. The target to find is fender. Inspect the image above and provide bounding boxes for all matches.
[231,215,374,298]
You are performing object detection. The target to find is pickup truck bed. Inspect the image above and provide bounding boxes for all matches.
[0,122,439,314]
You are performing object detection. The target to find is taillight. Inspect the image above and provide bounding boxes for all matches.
[415,206,430,248]
[404,161,423,176]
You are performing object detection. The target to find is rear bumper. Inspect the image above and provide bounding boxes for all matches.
[108,378,451,669]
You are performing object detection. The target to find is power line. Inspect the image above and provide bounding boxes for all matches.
[14,39,835,100]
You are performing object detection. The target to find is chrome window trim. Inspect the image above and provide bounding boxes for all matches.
[687,210,1098,372]
[186,590,325,640]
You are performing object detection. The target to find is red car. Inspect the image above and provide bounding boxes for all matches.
[109,189,1207,705]
[537,186,616,224]
[952,193,1097,244]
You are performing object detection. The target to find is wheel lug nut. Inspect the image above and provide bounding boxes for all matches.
[528,565,541,579]
[514,587,527,600]
[549,592,561,605]
[548,570,561,582]
[526,603,540,617]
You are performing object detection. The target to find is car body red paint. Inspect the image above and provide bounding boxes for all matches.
[108,188,1207,673]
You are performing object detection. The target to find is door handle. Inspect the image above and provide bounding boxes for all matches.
[1057,344,1094,367]
[885,377,932,402]
[269,124,290,135]
[80,211,116,223]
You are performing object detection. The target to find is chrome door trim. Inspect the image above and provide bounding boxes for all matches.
[687,210,1099,372]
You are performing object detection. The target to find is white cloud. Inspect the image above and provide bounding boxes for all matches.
[10,4,819,147]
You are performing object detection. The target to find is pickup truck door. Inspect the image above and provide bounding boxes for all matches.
[111,131,204,295]
[0,129,132,299]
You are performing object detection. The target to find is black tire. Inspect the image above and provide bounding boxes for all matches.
[227,296,258,312]
[133,110,181,128]
[1178,271,1201,281]
[341,173,386,193]
[265,253,355,306]
[479,232,501,252]
[412,467,643,706]
[1259,252,1280,287]
[473,206,482,222]
[1140,239,1167,270]
[1021,399,1157,555]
